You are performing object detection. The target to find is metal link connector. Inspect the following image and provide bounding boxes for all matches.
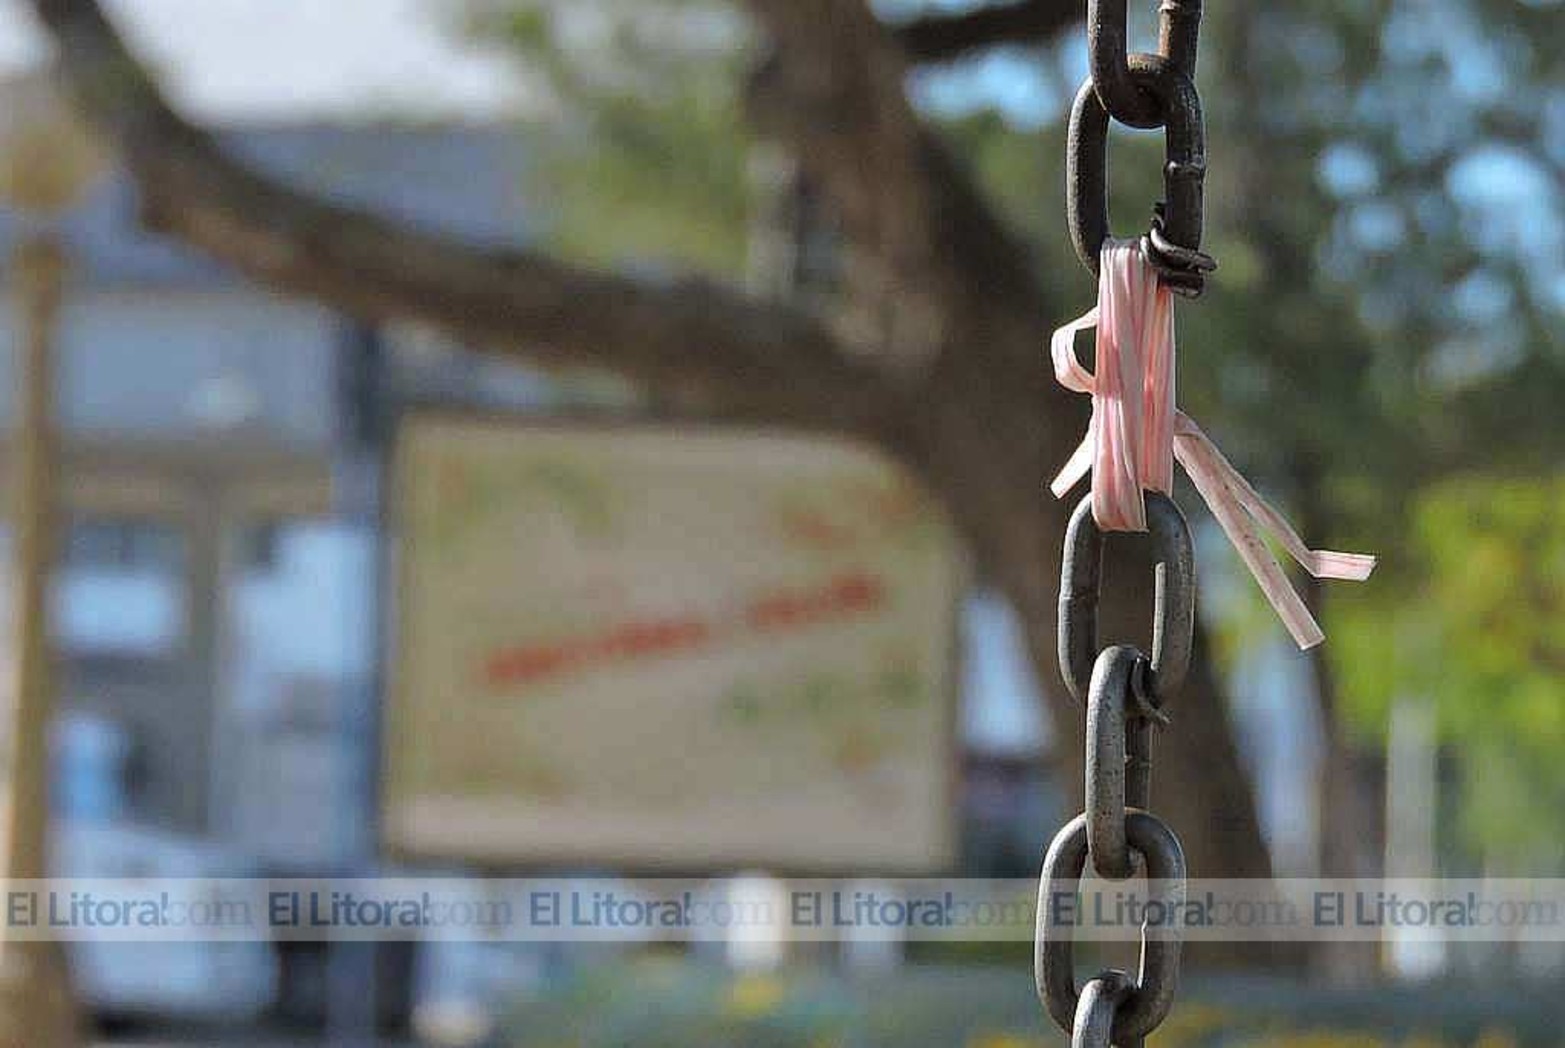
[1085,644,1163,879]
[1066,59,1211,296]
[1087,0,1203,129]
[1072,971,1135,1048]
[1071,0,1214,294]
[1156,0,1203,80]
[1035,811,1187,1043]
[1058,492,1196,707]
[1087,0,1164,129]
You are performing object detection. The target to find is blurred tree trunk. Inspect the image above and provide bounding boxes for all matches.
[743,8,1285,966]
[1206,0,1380,976]
[1300,499,1383,982]
[31,0,1290,967]
[0,236,82,1048]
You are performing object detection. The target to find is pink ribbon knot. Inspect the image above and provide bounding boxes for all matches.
[1050,239,1375,649]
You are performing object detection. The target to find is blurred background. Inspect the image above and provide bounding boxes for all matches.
[0,0,1560,1046]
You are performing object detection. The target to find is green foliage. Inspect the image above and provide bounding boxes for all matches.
[1195,1,1565,869]
[1328,476,1565,867]
[541,70,751,269]
[471,2,754,270]
[940,110,1062,263]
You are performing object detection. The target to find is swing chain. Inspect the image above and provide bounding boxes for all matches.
[1036,493,1194,1046]
[1087,0,1201,128]
[1067,0,1217,295]
[1042,6,1207,1029]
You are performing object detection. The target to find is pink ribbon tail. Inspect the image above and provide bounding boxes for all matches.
[1174,415,1374,649]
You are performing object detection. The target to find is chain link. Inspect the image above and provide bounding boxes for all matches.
[1057,492,1195,706]
[1087,0,1201,128]
[1035,811,1187,1042]
[1086,645,1162,880]
[1036,493,1195,1046]
[1071,972,1135,1048]
[1065,0,1216,295]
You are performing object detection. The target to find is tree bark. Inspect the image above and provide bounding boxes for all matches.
[1301,510,1382,982]
[30,0,1285,960]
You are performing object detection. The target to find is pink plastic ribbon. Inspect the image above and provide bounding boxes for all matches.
[1050,239,1375,649]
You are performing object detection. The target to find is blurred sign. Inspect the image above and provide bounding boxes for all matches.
[385,417,962,871]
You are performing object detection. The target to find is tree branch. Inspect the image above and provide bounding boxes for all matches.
[894,0,1080,64]
[28,0,907,445]
[744,0,1055,369]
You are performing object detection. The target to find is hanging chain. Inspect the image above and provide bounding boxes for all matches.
[1035,491,1195,1047]
[1038,8,1215,1038]
[1066,0,1217,296]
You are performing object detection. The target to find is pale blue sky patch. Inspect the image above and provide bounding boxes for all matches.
[0,0,542,120]
[1319,142,1382,198]
[908,48,1063,129]
[1348,200,1408,254]
[1449,146,1561,263]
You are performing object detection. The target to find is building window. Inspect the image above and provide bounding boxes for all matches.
[66,518,186,574]
[55,516,188,658]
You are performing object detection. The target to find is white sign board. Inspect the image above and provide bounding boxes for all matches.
[385,418,962,871]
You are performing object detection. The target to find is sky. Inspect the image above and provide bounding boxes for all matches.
[0,0,539,120]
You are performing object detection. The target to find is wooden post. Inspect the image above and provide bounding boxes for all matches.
[0,233,81,1048]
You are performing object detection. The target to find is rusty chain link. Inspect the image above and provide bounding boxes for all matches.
[1086,644,1165,880]
[1066,0,1217,295]
[1036,811,1187,1044]
[1058,492,1195,706]
[1036,492,1195,1046]
[1088,0,1202,126]
[1070,972,1134,1048]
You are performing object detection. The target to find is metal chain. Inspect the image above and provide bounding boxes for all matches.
[1035,492,1195,1047]
[1066,0,1217,296]
[1040,8,1210,1031]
